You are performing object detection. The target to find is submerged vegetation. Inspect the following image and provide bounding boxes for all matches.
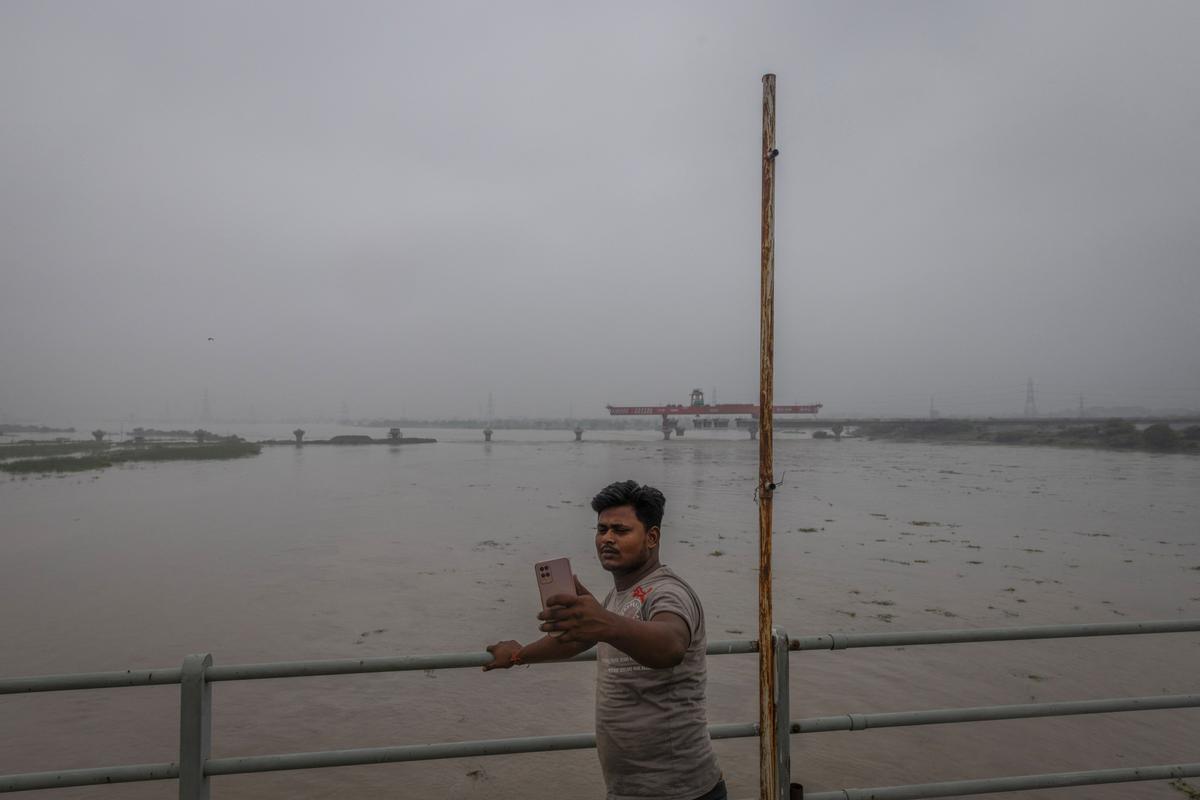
[0,441,262,474]
[859,418,1200,453]
[0,441,113,459]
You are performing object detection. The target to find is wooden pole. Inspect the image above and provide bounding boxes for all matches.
[757,72,780,800]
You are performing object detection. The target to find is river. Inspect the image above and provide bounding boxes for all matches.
[2,427,1198,798]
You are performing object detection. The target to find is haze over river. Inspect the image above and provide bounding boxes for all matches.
[2,428,1198,799]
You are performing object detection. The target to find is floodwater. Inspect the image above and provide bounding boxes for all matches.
[2,428,1198,799]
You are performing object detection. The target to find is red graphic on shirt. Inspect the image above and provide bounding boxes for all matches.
[631,585,653,603]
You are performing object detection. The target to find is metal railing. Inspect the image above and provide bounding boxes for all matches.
[2,619,1198,799]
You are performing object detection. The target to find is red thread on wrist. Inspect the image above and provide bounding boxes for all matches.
[510,651,524,667]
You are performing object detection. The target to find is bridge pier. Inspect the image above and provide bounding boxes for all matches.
[483,428,493,442]
[574,426,583,441]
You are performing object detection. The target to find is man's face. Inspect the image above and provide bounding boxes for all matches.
[595,505,658,573]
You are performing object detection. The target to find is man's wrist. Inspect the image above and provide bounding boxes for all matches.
[598,609,624,645]
[510,648,525,666]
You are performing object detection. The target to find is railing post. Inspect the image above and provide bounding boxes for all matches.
[772,628,791,800]
[180,653,212,800]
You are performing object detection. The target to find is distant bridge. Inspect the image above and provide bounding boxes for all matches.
[742,416,1200,431]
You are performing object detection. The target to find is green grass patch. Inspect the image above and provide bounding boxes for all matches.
[112,442,261,463]
[1,455,115,473]
[863,418,1200,453]
[1,442,261,474]
[0,442,111,459]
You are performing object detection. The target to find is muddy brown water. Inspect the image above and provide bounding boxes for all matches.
[2,428,1198,799]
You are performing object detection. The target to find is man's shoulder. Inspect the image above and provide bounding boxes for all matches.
[612,565,706,616]
[645,565,699,594]
[640,566,705,615]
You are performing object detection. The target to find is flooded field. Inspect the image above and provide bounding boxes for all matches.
[2,429,1198,799]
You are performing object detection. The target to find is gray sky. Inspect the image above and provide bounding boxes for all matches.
[2,1,1198,422]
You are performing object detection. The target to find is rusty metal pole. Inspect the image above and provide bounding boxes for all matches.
[757,73,780,800]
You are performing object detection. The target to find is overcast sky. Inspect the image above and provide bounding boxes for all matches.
[2,1,1198,423]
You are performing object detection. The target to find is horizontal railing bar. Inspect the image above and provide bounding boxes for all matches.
[711,722,761,740]
[206,639,757,683]
[206,652,494,682]
[0,641,755,694]
[204,722,761,776]
[0,723,759,790]
[6,619,1199,694]
[9,694,1194,791]
[803,761,1200,800]
[708,639,761,656]
[790,618,1200,651]
[794,693,1200,733]
[0,668,183,695]
[0,762,178,793]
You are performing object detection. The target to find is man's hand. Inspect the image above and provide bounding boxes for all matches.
[538,576,611,644]
[482,640,522,671]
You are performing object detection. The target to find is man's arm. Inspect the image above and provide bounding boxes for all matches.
[601,611,690,670]
[538,577,691,670]
[483,634,594,671]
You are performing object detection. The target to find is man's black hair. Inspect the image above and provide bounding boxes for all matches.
[590,480,666,530]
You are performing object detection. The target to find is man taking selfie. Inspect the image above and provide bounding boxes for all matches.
[484,480,725,800]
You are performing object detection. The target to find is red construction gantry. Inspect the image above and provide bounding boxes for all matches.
[606,389,821,439]
[607,387,821,417]
[606,403,822,416]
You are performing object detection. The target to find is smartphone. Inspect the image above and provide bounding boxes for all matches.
[534,557,576,638]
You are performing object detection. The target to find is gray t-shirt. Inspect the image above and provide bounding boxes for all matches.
[595,565,722,800]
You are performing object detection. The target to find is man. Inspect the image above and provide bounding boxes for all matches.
[484,480,725,800]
